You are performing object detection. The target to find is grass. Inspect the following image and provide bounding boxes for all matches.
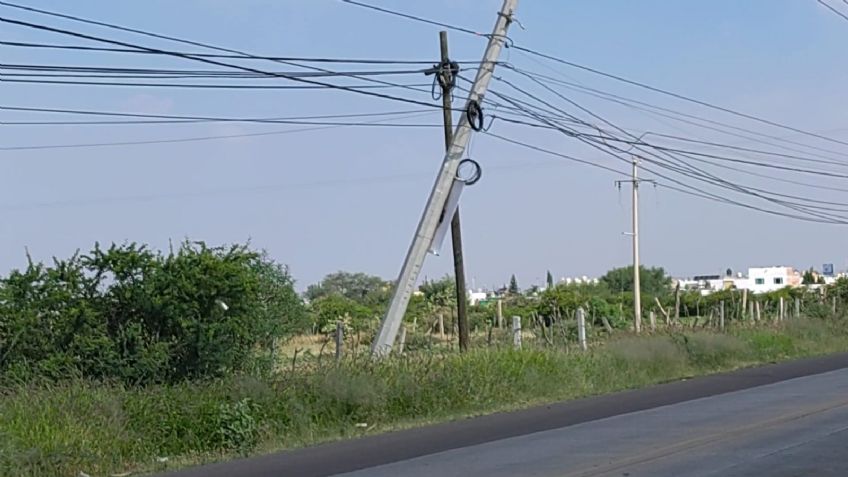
[2,317,848,477]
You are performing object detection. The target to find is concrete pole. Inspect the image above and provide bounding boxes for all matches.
[577,307,587,351]
[631,158,642,334]
[512,316,522,349]
[497,298,503,328]
[779,297,785,322]
[372,0,519,355]
[720,300,725,331]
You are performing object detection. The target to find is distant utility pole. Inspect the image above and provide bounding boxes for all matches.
[371,0,519,356]
[617,157,654,334]
[436,30,470,352]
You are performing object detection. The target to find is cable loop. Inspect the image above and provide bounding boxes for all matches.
[466,100,484,131]
[457,158,482,185]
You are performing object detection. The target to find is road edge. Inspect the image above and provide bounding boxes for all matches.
[164,352,848,477]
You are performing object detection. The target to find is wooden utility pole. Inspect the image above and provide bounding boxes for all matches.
[436,31,470,352]
[371,0,518,355]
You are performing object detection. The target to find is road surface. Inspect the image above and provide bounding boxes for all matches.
[164,352,848,477]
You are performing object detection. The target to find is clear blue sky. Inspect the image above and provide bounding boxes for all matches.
[3,0,848,291]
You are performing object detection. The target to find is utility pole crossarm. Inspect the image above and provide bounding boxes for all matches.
[372,0,519,355]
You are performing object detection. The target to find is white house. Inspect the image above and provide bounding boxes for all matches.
[468,290,488,306]
[747,266,801,294]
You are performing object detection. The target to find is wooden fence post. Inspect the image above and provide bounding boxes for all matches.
[335,321,344,362]
[742,289,748,319]
[577,307,587,351]
[512,316,522,349]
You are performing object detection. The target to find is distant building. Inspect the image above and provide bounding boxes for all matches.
[747,266,801,294]
[468,290,488,306]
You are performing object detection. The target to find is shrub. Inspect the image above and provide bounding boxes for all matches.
[0,242,306,385]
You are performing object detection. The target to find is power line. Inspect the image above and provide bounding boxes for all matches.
[485,77,848,222]
[0,40,463,64]
[0,1,483,102]
[337,0,848,151]
[509,44,848,150]
[0,112,438,151]
[818,0,848,23]
[1,63,433,77]
[1,108,431,126]
[0,16,444,110]
[503,65,848,161]
[2,78,432,90]
[338,0,486,37]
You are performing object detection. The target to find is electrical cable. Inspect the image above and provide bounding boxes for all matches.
[1,78,433,90]
[336,0,848,151]
[0,112,439,151]
[0,108,431,126]
[0,16,445,110]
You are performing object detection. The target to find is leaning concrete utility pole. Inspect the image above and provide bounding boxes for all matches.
[372,0,519,355]
[435,31,470,352]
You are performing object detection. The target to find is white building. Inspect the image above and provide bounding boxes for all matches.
[747,266,801,294]
[468,290,488,306]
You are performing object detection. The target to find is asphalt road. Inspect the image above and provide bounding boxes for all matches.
[164,352,848,477]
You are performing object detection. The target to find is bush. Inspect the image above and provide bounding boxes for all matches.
[0,242,306,385]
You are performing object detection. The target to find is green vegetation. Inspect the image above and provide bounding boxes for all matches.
[3,317,848,477]
[0,242,306,385]
[3,244,848,476]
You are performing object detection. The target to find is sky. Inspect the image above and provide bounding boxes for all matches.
[3,0,848,291]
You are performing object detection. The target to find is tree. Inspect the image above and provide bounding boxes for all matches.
[600,265,671,296]
[305,271,388,303]
[508,274,520,295]
[419,275,456,309]
[802,268,825,285]
[546,270,554,289]
[0,241,306,384]
[310,294,373,333]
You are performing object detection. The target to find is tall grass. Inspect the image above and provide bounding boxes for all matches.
[2,317,848,477]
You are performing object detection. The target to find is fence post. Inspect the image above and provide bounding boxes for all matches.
[438,313,445,339]
[755,301,761,322]
[795,298,800,318]
[577,307,587,351]
[779,297,785,322]
[335,321,344,362]
[834,297,838,315]
[741,289,748,320]
[720,300,725,331]
[398,325,407,355]
[497,299,504,328]
[649,310,656,332]
[512,316,522,349]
